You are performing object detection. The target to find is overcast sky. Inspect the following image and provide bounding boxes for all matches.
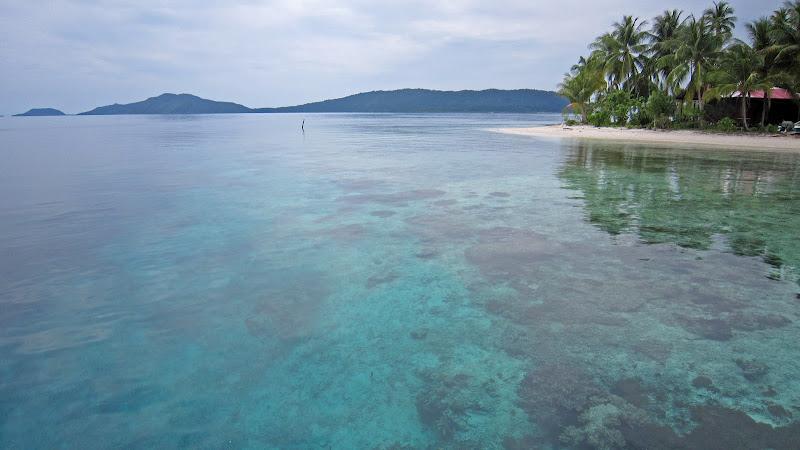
[0,0,779,115]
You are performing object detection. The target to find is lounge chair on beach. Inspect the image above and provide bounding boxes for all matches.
[778,121,800,133]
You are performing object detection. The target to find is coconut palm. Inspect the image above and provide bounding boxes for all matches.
[589,33,618,89]
[768,1,800,71]
[661,16,725,113]
[747,18,781,126]
[747,17,774,51]
[649,10,684,91]
[590,16,649,93]
[707,44,768,130]
[651,10,684,42]
[559,57,606,123]
[766,2,800,121]
[703,1,737,41]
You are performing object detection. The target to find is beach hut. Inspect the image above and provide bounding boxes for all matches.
[729,88,800,126]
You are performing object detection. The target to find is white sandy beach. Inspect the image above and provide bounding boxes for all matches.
[493,124,800,152]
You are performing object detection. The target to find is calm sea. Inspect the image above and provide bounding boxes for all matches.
[1,114,799,449]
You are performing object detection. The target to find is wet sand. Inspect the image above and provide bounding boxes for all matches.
[492,124,800,152]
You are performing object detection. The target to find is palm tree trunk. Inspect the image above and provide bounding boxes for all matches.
[741,96,748,131]
[698,95,705,127]
[760,98,767,127]
[766,96,771,125]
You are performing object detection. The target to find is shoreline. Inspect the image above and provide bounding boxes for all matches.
[491,124,800,153]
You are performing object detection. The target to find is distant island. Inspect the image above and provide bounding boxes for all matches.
[253,89,568,113]
[29,89,563,116]
[78,93,251,115]
[14,108,66,117]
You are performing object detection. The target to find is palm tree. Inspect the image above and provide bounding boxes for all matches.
[747,17,774,51]
[661,16,725,114]
[707,44,768,130]
[703,1,737,41]
[768,1,800,71]
[766,2,800,120]
[590,16,649,94]
[589,33,618,90]
[649,10,684,91]
[559,57,605,123]
[747,18,779,126]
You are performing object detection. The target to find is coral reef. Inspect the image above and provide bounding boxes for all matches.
[560,396,647,450]
[414,373,475,441]
[735,358,770,382]
[690,376,717,392]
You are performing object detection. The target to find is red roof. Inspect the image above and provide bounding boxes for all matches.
[731,87,798,100]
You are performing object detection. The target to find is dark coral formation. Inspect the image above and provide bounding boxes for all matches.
[674,316,733,341]
[735,358,769,382]
[245,273,331,342]
[464,227,559,281]
[674,311,791,342]
[414,373,475,441]
[516,361,603,436]
[516,362,665,450]
[514,356,800,450]
[768,404,792,419]
[370,210,396,218]
[730,312,791,332]
[518,365,800,449]
[338,189,446,206]
[611,378,650,409]
[559,395,648,450]
[691,376,717,392]
[366,272,399,289]
[409,328,428,340]
[621,405,800,449]
[414,250,439,260]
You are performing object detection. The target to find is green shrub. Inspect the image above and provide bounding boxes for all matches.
[587,90,646,127]
[587,106,611,127]
[644,91,676,128]
[767,124,779,134]
[715,117,737,132]
[565,119,579,126]
[675,105,702,128]
[653,116,673,129]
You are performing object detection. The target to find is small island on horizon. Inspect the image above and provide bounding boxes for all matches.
[14,108,66,117]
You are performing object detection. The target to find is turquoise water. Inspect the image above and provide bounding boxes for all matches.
[1,114,799,449]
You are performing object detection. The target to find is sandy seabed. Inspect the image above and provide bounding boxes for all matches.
[493,124,800,152]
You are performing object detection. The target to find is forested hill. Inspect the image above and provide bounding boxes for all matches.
[78,93,251,115]
[253,89,567,113]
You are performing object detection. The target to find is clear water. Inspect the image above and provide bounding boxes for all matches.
[1,114,799,449]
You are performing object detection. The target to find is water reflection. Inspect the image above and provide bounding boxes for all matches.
[559,142,800,283]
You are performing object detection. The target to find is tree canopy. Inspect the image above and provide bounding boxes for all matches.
[559,1,800,129]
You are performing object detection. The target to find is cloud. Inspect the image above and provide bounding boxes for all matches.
[0,0,780,114]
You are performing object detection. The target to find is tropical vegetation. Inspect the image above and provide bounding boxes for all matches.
[559,1,800,131]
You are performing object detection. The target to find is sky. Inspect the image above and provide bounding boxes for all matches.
[0,0,780,115]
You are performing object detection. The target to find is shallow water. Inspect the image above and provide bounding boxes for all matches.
[1,114,799,449]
